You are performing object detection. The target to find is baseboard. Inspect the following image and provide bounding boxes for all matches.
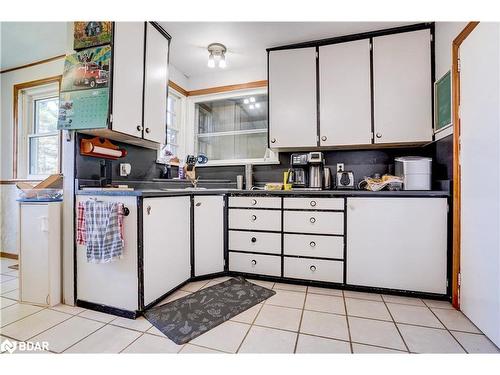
[0,252,18,260]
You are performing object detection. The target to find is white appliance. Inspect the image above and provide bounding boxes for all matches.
[394,156,432,190]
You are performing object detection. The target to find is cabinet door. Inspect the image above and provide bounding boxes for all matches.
[143,197,191,306]
[194,196,224,277]
[269,47,317,148]
[319,39,372,146]
[143,23,169,144]
[20,204,49,305]
[373,29,432,144]
[346,197,447,294]
[111,22,145,138]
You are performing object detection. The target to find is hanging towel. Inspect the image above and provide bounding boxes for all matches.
[82,200,125,263]
[76,202,86,245]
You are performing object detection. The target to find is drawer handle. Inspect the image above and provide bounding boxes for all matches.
[251,199,257,206]
[310,217,316,224]
[146,206,152,215]
[310,200,317,207]
[309,241,316,247]
[145,127,151,134]
[376,132,382,139]
[251,215,257,221]
[251,260,257,266]
[271,138,276,144]
[321,136,327,142]
[137,125,143,132]
[310,265,317,272]
[251,237,257,243]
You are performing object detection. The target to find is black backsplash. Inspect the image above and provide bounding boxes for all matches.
[75,133,453,190]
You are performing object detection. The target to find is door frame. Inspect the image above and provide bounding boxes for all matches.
[451,21,480,309]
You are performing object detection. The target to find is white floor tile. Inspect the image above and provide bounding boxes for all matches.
[180,344,223,353]
[247,279,275,289]
[423,299,454,309]
[346,298,392,321]
[273,282,307,292]
[1,289,19,300]
[1,309,71,341]
[349,316,406,351]
[78,309,117,323]
[122,333,183,353]
[30,316,104,353]
[230,303,262,324]
[111,316,152,332]
[254,304,302,331]
[50,304,85,315]
[387,303,444,328]
[382,294,425,306]
[190,320,250,353]
[304,293,345,315]
[300,310,349,341]
[451,331,500,353]
[65,325,141,353]
[307,286,343,297]
[0,279,18,294]
[201,277,233,289]
[180,280,210,292]
[352,343,407,354]
[398,324,465,353]
[295,334,351,353]
[157,290,191,305]
[265,289,305,309]
[146,325,167,337]
[0,303,44,327]
[1,296,17,309]
[343,290,382,301]
[431,308,481,333]
[238,326,297,353]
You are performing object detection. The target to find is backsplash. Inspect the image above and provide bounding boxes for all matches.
[75,132,453,190]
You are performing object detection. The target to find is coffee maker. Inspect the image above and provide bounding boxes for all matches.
[308,152,324,190]
[287,153,308,188]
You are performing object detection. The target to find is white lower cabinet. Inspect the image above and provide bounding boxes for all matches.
[143,196,191,306]
[284,257,343,283]
[346,197,447,294]
[229,253,281,277]
[194,196,224,277]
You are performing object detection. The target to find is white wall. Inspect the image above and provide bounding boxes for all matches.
[169,64,189,90]
[184,66,266,91]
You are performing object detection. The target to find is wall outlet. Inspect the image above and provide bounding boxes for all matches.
[120,163,131,177]
[336,163,344,172]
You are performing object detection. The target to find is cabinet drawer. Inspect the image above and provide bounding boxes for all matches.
[283,197,344,210]
[229,252,281,277]
[229,196,281,209]
[284,234,343,259]
[229,230,281,255]
[284,211,344,235]
[284,257,343,283]
[229,209,281,231]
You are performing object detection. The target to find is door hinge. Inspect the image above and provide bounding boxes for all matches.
[457,58,461,73]
[369,42,373,51]
[458,273,461,286]
[109,114,113,124]
[430,34,434,42]
[316,51,319,58]
[371,131,374,141]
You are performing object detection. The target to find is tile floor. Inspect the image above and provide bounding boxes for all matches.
[1,257,499,354]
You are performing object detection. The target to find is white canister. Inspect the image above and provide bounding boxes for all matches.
[394,156,432,190]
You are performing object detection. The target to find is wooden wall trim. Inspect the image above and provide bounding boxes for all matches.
[12,75,62,179]
[168,81,189,97]
[0,54,66,75]
[452,21,480,309]
[0,179,42,185]
[0,252,19,260]
[187,80,267,97]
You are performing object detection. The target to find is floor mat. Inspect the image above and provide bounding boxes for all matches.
[144,277,275,345]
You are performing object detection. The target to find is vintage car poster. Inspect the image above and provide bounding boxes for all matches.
[74,21,112,50]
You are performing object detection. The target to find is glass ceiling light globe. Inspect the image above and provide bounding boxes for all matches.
[255,103,261,108]
[244,98,249,104]
[218,55,227,68]
[249,97,256,103]
[207,53,215,68]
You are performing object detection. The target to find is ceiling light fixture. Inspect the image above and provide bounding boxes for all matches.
[207,43,227,69]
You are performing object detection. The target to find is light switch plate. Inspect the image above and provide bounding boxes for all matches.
[120,163,131,176]
[336,163,344,172]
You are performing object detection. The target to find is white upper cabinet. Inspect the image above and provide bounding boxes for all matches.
[319,39,372,146]
[111,22,145,139]
[269,47,318,148]
[372,29,432,144]
[143,23,169,144]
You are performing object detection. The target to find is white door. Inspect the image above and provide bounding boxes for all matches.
[194,196,224,276]
[373,29,432,144]
[319,39,372,146]
[143,23,169,144]
[143,197,191,306]
[346,198,447,294]
[20,204,49,305]
[269,47,317,148]
[111,22,145,138]
[459,23,500,347]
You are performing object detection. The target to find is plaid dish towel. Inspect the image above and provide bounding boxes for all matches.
[81,200,125,263]
[76,202,86,245]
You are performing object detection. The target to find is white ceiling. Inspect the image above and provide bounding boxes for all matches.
[0,22,67,70]
[160,22,414,78]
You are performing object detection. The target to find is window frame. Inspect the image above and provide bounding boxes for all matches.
[186,87,279,166]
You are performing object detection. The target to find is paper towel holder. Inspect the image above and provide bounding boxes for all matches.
[80,137,127,160]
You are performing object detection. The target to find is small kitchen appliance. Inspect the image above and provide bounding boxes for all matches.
[308,152,324,190]
[288,153,308,188]
[394,156,432,190]
[335,169,355,189]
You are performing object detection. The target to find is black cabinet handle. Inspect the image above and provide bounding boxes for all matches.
[310,217,316,223]
[310,200,317,207]
[251,237,257,243]
[271,138,276,143]
[251,215,257,221]
[251,260,257,266]
[145,128,151,134]
[137,125,143,132]
[310,265,317,272]
[309,241,316,247]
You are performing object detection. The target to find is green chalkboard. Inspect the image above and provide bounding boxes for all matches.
[435,70,452,131]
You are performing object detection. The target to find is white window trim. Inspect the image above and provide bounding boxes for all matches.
[158,87,187,163]
[186,87,279,167]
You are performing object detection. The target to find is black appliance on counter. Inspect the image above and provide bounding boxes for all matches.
[287,153,308,188]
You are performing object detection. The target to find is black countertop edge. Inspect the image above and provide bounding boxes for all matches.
[75,188,450,198]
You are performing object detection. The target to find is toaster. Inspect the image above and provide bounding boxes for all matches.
[335,171,355,189]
